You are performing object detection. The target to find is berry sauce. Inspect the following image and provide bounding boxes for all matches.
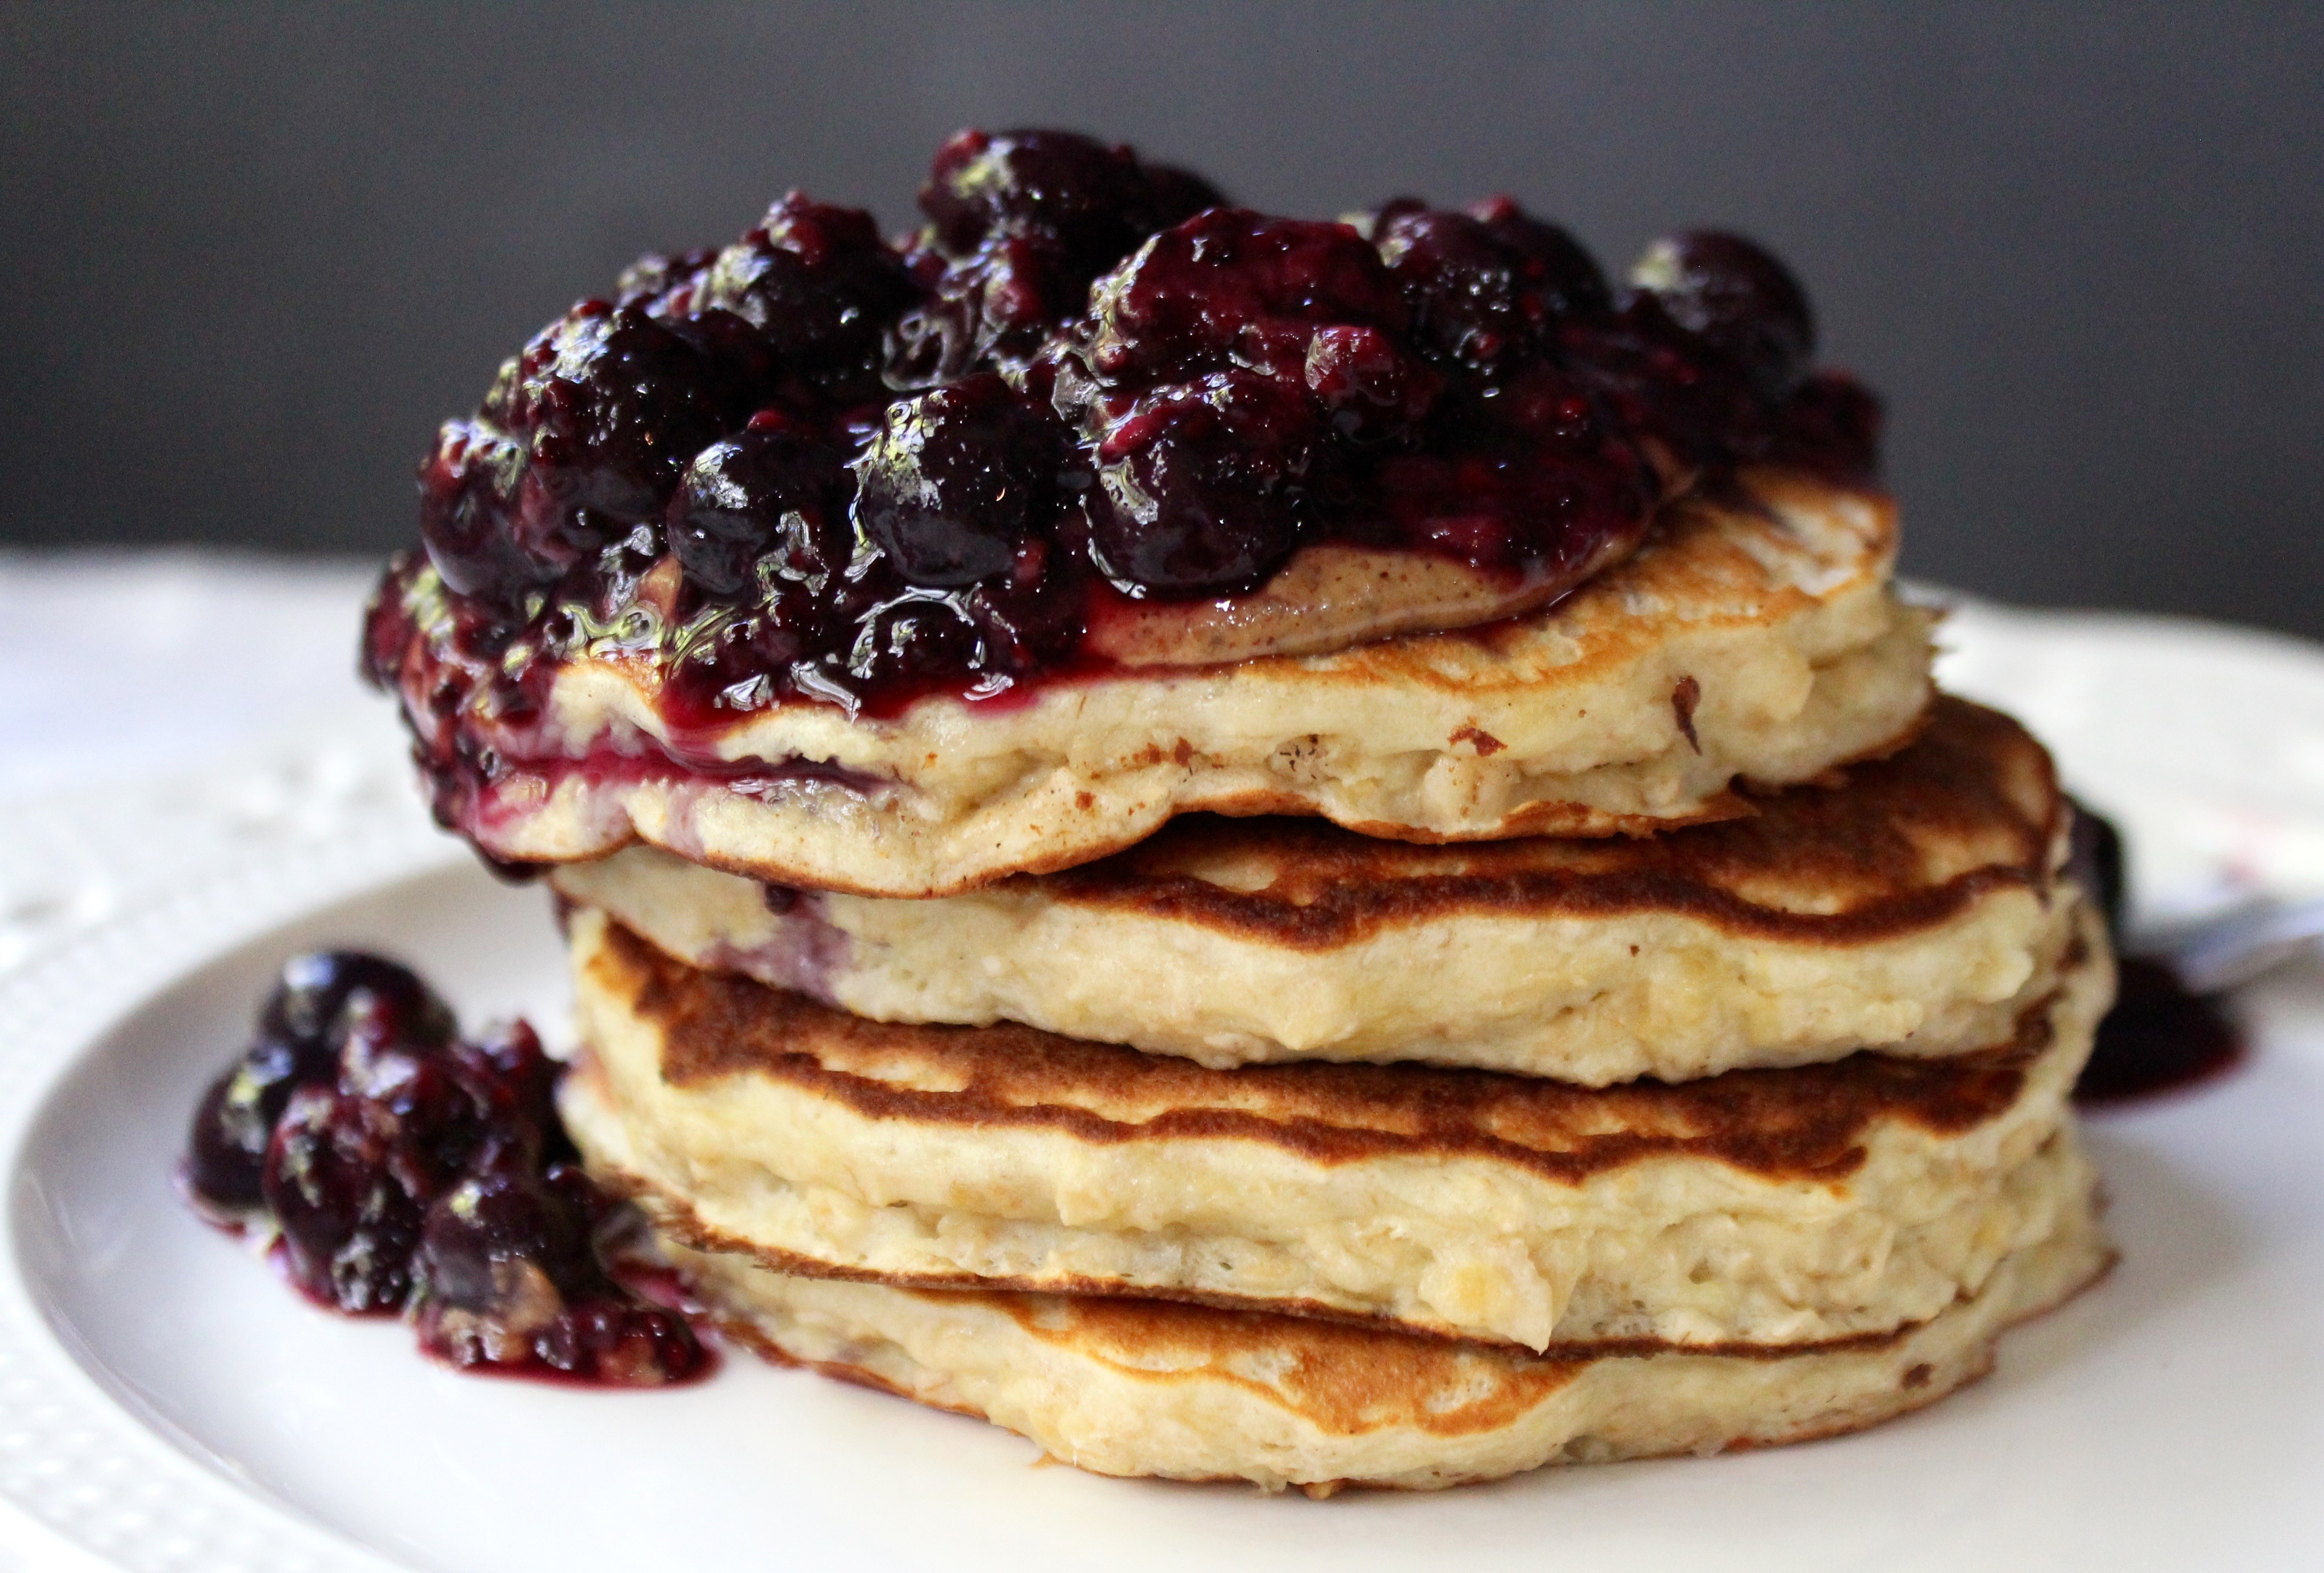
[181,951,713,1386]
[2065,800,2249,1105]
[363,129,1883,829]
[2077,958,2246,1104]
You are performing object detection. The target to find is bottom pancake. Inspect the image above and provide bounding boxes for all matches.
[665,1148,2109,1494]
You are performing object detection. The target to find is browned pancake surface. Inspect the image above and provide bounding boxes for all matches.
[1019,696,2059,947]
[598,919,2060,1187]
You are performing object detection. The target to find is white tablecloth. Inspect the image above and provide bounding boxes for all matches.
[0,552,389,806]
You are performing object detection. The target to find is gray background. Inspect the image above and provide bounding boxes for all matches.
[4,3,2319,636]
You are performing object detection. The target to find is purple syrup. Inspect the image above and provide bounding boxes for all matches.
[2075,957,2247,1105]
[364,126,1880,770]
[183,951,712,1387]
[2063,797,2248,1105]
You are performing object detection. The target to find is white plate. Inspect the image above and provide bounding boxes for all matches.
[4,606,2323,1573]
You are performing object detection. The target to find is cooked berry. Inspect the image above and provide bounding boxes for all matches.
[531,1297,710,1385]
[1141,164,1229,229]
[504,304,732,528]
[1559,293,1771,472]
[889,131,1227,390]
[668,425,851,596]
[1463,197,1611,320]
[1375,201,1610,375]
[1088,372,1314,594]
[884,236,1074,386]
[1770,369,1882,482]
[264,1084,436,1313]
[185,1034,336,1212]
[414,1162,606,1317]
[261,951,454,1052]
[922,129,1221,267]
[614,248,716,314]
[922,129,1146,262]
[1630,231,1815,398]
[842,592,990,686]
[703,193,916,393]
[659,307,784,415]
[1085,208,1408,385]
[448,1019,575,1168]
[186,950,712,1386]
[1302,323,1441,441]
[417,419,541,605]
[853,374,1065,586]
[427,303,738,606]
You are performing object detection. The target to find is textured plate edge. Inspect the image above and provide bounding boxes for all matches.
[0,792,457,1573]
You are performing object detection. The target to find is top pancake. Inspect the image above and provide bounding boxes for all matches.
[405,468,1932,896]
[554,696,2074,1082]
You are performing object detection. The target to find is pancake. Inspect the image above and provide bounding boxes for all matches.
[554,697,2071,1083]
[662,1167,2110,1493]
[394,469,1932,896]
[562,905,2110,1352]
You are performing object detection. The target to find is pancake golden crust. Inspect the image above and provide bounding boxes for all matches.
[564,907,2111,1350]
[662,1181,2111,1492]
[1043,697,2055,946]
[413,470,1932,895]
[599,914,2062,1182]
[554,697,2067,1081]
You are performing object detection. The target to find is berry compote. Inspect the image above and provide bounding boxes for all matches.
[2063,800,2248,1104]
[181,951,712,1386]
[364,129,1883,827]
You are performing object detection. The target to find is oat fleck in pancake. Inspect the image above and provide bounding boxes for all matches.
[561,904,2110,1352]
[555,697,2066,1083]
[663,1173,2110,1493]
[387,471,1931,896]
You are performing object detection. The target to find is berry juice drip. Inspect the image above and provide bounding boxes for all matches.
[364,126,1882,748]
[2065,801,2249,1105]
[183,951,712,1386]
[2077,958,2246,1104]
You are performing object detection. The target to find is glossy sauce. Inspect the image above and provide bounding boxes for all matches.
[2076,956,2246,1105]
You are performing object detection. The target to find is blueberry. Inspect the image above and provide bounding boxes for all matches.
[919,129,1218,267]
[414,1163,606,1316]
[447,1018,575,1169]
[417,419,543,606]
[843,592,990,686]
[1464,197,1610,320]
[884,233,1078,386]
[613,247,716,314]
[1087,373,1313,595]
[668,425,851,596]
[921,129,1149,261]
[1629,231,1815,398]
[853,374,1065,587]
[184,1034,335,1212]
[1375,202,1608,375]
[659,307,784,419]
[703,193,916,393]
[1770,369,1882,481]
[1303,323,1441,441]
[1084,209,1408,385]
[890,132,1227,390]
[260,951,454,1051]
[264,1085,433,1313]
[500,304,734,552]
[1140,163,1229,230]
[536,1297,709,1385]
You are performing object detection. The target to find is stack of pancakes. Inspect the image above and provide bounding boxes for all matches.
[549,475,2113,1492]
